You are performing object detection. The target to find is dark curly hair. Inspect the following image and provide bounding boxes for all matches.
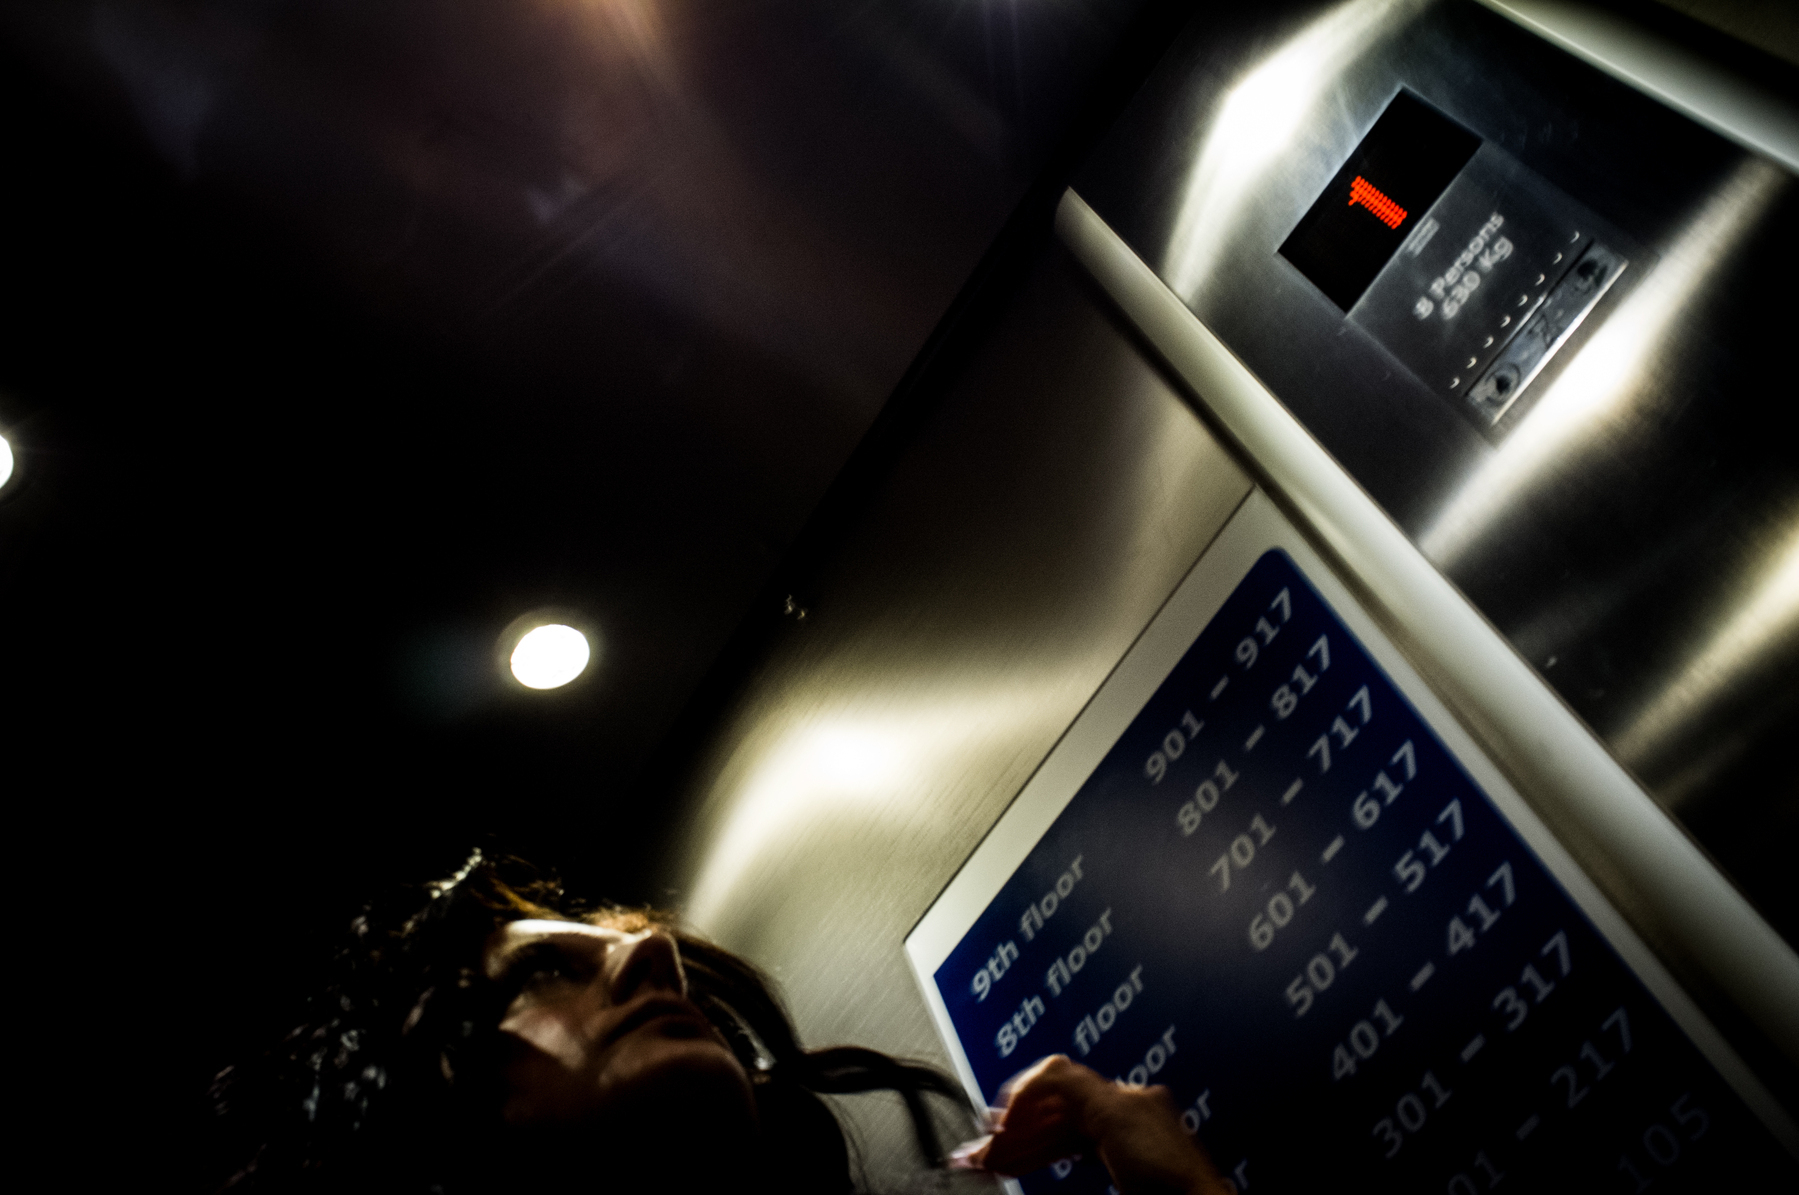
[210,852,970,1194]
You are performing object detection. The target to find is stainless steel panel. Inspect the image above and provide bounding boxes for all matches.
[1056,189,1797,1144]
[1480,0,1799,168]
[1071,0,1799,977]
[662,251,1252,1185]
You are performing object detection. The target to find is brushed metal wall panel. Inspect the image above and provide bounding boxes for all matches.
[663,250,1251,1184]
[1072,0,1799,952]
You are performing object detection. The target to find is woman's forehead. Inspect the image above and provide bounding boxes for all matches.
[483,918,643,972]
[501,918,638,945]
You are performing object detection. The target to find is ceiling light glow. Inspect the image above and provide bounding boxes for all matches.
[0,434,13,491]
[509,623,591,690]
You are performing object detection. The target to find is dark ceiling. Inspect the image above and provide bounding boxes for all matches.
[0,0,1188,1178]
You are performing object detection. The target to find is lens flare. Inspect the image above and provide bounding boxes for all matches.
[509,624,592,689]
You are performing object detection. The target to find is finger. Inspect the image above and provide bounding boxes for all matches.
[978,1056,1114,1176]
[996,1054,1070,1105]
[946,1136,992,1171]
[998,1087,1073,1125]
[979,1107,1086,1174]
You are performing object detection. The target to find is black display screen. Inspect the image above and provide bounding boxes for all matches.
[1281,92,1481,310]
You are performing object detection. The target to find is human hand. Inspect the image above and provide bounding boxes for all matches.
[950,1056,1232,1195]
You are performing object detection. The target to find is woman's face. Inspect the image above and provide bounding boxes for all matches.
[483,919,757,1140]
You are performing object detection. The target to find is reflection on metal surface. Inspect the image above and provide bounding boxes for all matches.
[1420,158,1785,562]
[1165,0,1429,298]
[668,255,1252,1185]
[1477,0,1799,172]
[1614,511,1799,778]
[686,692,1047,929]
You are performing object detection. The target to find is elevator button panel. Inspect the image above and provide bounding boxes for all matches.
[1281,92,1629,429]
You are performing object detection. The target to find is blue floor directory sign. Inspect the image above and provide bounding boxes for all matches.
[907,493,1796,1195]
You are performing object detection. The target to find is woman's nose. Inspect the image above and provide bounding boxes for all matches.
[606,930,688,1003]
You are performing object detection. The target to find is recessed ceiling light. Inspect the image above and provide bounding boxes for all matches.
[508,623,591,690]
[0,433,13,491]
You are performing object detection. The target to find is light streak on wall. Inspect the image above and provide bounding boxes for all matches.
[1163,0,1424,298]
[1613,511,1799,773]
[683,691,1044,933]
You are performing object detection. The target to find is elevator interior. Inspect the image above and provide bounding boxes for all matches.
[1,1,1795,1190]
[659,1,1799,1189]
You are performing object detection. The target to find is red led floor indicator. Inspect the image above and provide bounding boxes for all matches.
[1281,91,1478,309]
[1349,176,1407,229]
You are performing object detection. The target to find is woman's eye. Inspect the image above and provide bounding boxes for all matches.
[509,945,596,989]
